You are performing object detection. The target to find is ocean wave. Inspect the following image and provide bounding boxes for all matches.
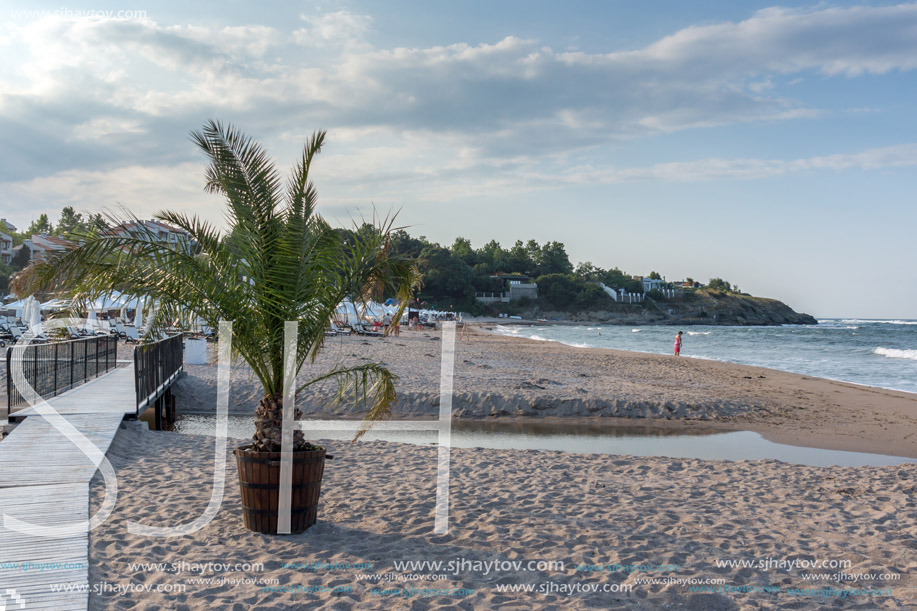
[528,334,548,341]
[841,319,917,325]
[873,347,917,361]
[632,329,641,333]
[687,331,711,335]
[493,325,518,336]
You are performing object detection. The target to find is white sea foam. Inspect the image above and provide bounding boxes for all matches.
[687,331,711,336]
[561,341,591,348]
[873,347,917,361]
[842,319,917,326]
[632,329,641,333]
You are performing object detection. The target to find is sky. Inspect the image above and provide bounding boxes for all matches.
[1,1,916,318]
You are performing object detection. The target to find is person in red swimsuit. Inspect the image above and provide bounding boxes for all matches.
[674,331,683,356]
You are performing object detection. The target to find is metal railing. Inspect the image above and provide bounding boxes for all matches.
[134,334,183,416]
[6,334,119,411]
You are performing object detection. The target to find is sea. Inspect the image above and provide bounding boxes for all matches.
[493,319,917,395]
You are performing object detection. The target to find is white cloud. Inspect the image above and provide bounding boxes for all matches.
[3,3,917,221]
[554,144,917,184]
[293,11,372,49]
[71,117,147,140]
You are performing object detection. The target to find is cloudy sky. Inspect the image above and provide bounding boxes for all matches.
[2,1,916,318]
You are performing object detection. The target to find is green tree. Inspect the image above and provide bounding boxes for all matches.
[537,241,573,276]
[536,273,577,308]
[417,245,474,302]
[475,239,506,272]
[55,206,85,238]
[450,237,476,266]
[86,213,110,233]
[0,261,11,294]
[648,271,661,280]
[10,245,30,271]
[506,240,533,274]
[26,214,53,236]
[574,261,603,281]
[389,229,427,258]
[707,278,733,292]
[19,121,418,451]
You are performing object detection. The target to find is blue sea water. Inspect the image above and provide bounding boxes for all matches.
[494,319,917,394]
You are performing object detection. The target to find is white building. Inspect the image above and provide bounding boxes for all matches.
[24,234,73,260]
[0,231,11,265]
[107,219,193,253]
[0,219,15,265]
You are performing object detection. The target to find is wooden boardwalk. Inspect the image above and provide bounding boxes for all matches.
[9,366,136,420]
[0,366,138,610]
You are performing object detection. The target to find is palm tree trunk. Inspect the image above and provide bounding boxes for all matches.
[252,393,306,452]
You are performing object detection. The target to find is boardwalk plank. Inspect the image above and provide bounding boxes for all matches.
[0,364,157,611]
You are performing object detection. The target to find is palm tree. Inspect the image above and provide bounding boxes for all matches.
[16,120,418,451]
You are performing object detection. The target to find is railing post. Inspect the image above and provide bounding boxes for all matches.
[6,347,11,415]
[134,345,140,416]
[53,342,59,397]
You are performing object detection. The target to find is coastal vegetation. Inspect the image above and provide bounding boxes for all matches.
[15,121,418,533]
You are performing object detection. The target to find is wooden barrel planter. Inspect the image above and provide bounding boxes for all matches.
[234,445,329,534]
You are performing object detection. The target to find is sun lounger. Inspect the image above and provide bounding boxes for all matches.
[353,322,383,337]
[327,320,351,336]
[124,325,140,343]
[115,322,127,338]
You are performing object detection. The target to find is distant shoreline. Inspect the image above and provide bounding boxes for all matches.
[173,326,917,459]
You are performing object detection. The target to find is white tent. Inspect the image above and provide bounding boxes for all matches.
[86,292,125,312]
[2,298,27,316]
[40,298,70,311]
[334,301,360,325]
[360,300,385,321]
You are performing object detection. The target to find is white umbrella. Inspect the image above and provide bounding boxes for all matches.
[134,303,143,329]
[24,296,35,326]
[29,298,42,333]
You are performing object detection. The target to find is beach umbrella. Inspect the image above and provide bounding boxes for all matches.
[29,298,42,333]
[24,296,35,325]
[134,302,143,329]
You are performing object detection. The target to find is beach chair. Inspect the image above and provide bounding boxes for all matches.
[10,325,47,344]
[115,322,127,339]
[329,320,351,336]
[353,322,383,337]
[124,325,140,343]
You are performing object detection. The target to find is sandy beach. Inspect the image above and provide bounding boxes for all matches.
[88,424,916,610]
[73,325,917,609]
[174,325,917,458]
